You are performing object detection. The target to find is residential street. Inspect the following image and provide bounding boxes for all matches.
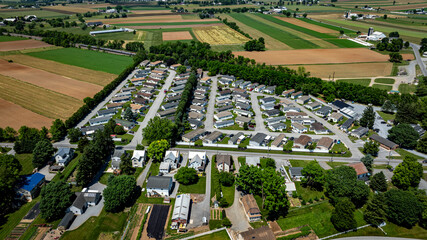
[204,75,218,130]
[411,43,427,77]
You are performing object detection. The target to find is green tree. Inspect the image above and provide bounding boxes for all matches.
[392,156,423,189]
[363,141,379,157]
[14,126,41,153]
[360,105,375,129]
[147,139,170,162]
[243,122,248,130]
[385,189,422,227]
[114,125,126,135]
[389,52,403,63]
[142,116,176,144]
[175,167,198,185]
[360,155,374,173]
[219,172,235,187]
[381,100,395,113]
[0,155,22,219]
[364,193,387,226]
[263,158,276,169]
[417,135,427,153]
[301,160,325,191]
[370,171,388,192]
[331,198,357,231]
[104,175,138,213]
[123,107,135,121]
[77,137,90,152]
[32,139,55,169]
[50,119,67,142]
[67,128,82,143]
[388,124,419,149]
[39,181,73,221]
[176,65,187,74]
[120,153,135,175]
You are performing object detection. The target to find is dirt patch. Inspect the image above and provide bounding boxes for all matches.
[401,53,415,60]
[162,31,193,41]
[234,48,389,65]
[276,17,338,34]
[0,59,102,100]
[0,39,51,52]
[2,55,116,86]
[269,221,282,233]
[0,98,52,129]
[130,23,222,29]
[287,62,393,78]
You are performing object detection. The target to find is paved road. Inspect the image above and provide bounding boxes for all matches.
[250,92,267,132]
[205,75,218,129]
[129,70,176,148]
[411,43,427,77]
[137,159,153,186]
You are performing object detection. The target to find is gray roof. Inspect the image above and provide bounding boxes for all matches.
[235,116,251,123]
[236,102,251,109]
[261,97,276,103]
[89,115,112,124]
[115,119,135,128]
[370,134,398,149]
[215,119,234,127]
[163,102,179,109]
[341,118,355,129]
[289,167,303,176]
[80,125,104,134]
[72,192,86,209]
[58,212,75,230]
[251,133,267,144]
[113,149,124,158]
[205,131,222,142]
[147,176,172,189]
[56,148,72,158]
[265,116,287,125]
[316,106,332,115]
[217,105,233,112]
[229,132,244,144]
[264,109,281,116]
[188,119,203,127]
[352,127,369,136]
[270,122,286,129]
[158,108,177,117]
[183,128,206,140]
[98,108,117,116]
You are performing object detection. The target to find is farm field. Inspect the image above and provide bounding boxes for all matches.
[113,20,220,26]
[193,26,249,45]
[27,48,133,75]
[0,9,66,18]
[0,75,82,120]
[0,99,52,129]
[128,23,222,29]
[0,40,52,52]
[1,54,116,86]
[287,62,392,78]
[234,48,389,65]
[162,31,193,41]
[374,78,395,84]
[279,17,338,34]
[44,4,101,14]
[0,59,102,100]
[0,35,27,42]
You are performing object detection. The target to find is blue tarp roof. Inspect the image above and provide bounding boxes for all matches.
[21,173,45,192]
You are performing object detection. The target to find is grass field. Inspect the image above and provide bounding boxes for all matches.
[192,229,230,240]
[16,154,34,175]
[336,78,371,86]
[0,9,65,18]
[0,35,27,42]
[372,84,393,91]
[377,111,395,121]
[0,75,82,119]
[294,182,325,201]
[229,13,319,49]
[300,18,356,35]
[374,78,395,84]
[61,209,128,240]
[289,159,312,168]
[398,83,417,94]
[178,176,206,194]
[27,48,133,75]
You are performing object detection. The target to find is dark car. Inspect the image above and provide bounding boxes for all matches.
[374,128,380,133]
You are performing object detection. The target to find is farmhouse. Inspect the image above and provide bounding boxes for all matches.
[296,96,310,105]
[182,128,206,142]
[217,155,232,172]
[292,122,307,133]
[240,194,262,222]
[317,137,334,150]
[369,134,398,150]
[294,135,312,148]
[250,133,267,146]
[271,134,286,148]
[203,131,223,144]
[171,194,191,229]
[54,148,74,167]
[346,162,369,180]
[132,150,146,168]
[146,176,173,197]
[214,119,235,129]
[229,132,245,145]
[188,152,207,171]
[18,173,45,201]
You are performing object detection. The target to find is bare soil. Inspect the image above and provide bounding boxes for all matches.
[0,98,52,129]
[276,17,338,33]
[0,40,51,52]
[162,31,193,41]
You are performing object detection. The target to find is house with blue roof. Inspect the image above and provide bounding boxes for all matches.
[18,173,45,201]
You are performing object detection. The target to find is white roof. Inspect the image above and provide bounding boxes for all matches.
[132,150,145,160]
[172,194,191,221]
[189,151,206,160]
[164,150,179,160]
[160,162,170,170]
[246,156,260,166]
[285,182,296,192]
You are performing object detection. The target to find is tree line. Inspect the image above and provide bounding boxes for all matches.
[221,18,251,39]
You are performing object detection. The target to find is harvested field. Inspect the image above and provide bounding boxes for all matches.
[401,53,415,60]
[130,10,173,14]
[0,40,51,52]
[0,75,82,120]
[276,17,338,34]
[193,25,249,45]
[45,5,98,13]
[128,23,222,29]
[287,62,392,78]
[1,55,115,86]
[162,31,193,41]
[383,3,427,10]
[234,48,389,65]
[108,18,219,24]
[0,99,52,129]
[0,59,102,100]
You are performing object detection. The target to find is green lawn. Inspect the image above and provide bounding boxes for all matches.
[94,31,139,41]
[229,13,320,49]
[179,176,206,194]
[0,35,27,42]
[222,185,235,207]
[294,182,325,201]
[27,48,133,74]
[15,154,34,175]
[394,148,423,160]
[331,143,348,153]
[218,137,230,144]
[299,18,356,34]
[327,161,347,168]
[398,83,417,94]
[238,156,246,166]
[61,209,128,240]
[372,84,393,91]
[220,124,245,131]
[289,159,312,168]
[336,78,371,87]
[336,222,427,239]
[377,111,395,122]
[193,229,230,240]
[374,78,395,84]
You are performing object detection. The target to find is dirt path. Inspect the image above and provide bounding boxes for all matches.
[130,204,145,240]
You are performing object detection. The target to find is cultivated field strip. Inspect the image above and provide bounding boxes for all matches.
[0,59,103,100]
[1,55,116,86]
[162,31,193,41]
[193,26,249,45]
[0,98,53,129]
[279,18,338,34]
[0,40,51,52]
[229,13,320,49]
[0,75,82,120]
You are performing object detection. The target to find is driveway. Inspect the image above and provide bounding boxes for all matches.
[38,165,57,181]
[204,75,217,130]
[137,159,153,186]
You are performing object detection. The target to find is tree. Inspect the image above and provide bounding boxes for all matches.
[123,107,135,121]
[385,189,422,227]
[142,116,176,144]
[360,155,374,173]
[263,158,276,169]
[360,105,375,129]
[68,128,82,143]
[222,217,232,227]
[77,137,90,152]
[176,65,187,74]
[364,193,387,226]
[301,160,325,191]
[175,167,198,185]
[104,175,138,213]
[147,139,170,162]
[388,124,419,149]
[0,155,22,219]
[32,139,55,169]
[417,135,427,153]
[363,141,379,157]
[392,156,423,190]
[219,172,235,187]
[243,122,248,130]
[39,181,73,221]
[50,119,67,142]
[389,52,403,63]
[14,126,41,153]
[120,153,135,175]
[114,125,126,135]
[303,13,307,18]
[381,100,395,113]
[370,171,388,192]
[383,14,388,19]
[331,198,357,231]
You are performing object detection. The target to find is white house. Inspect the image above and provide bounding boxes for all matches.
[164,150,180,169]
[146,176,173,197]
[54,148,74,167]
[159,162,171,174]
[188,152,207,171]
[131,150,146,168]
[216,155,232,172]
